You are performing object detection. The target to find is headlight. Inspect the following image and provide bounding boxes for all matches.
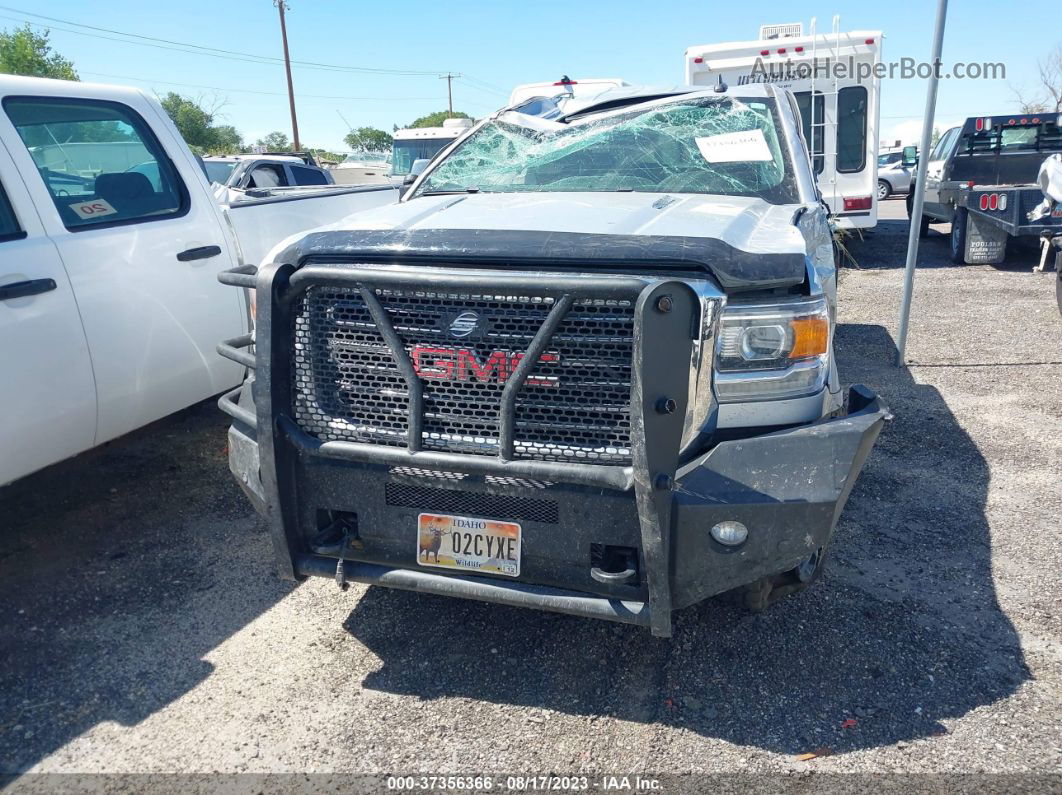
[714,297,830,402]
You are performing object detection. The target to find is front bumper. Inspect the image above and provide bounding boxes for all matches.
[223,381,888,637]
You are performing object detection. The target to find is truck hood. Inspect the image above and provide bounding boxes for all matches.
[277,192,811,291]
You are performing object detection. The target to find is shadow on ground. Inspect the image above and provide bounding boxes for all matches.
[846,211,1043,271]
[0,402,284,775]
[347,323,1028,755]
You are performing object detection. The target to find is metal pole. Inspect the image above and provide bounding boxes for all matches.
[275,0,301,151]
[895,0,948,365]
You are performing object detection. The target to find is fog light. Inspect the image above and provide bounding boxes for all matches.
[710,521,748,546]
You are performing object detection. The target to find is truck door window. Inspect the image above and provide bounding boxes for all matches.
[930,128,957,161]
[836,86,868,173]
[793,91,825,174]
[0,179,25,241]
[247,164,287,188]
[290,165,328,186]
[3,97,188,230]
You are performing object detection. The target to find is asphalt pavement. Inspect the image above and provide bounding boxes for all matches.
[1,200,1060,784]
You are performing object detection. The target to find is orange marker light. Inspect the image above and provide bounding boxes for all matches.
[789,314,829,359]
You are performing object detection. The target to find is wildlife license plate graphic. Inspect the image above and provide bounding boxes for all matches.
[416,513,521,577]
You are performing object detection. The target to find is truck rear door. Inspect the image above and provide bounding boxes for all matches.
[923,127,960,219]
[0,143,96,485]
[0,88,245,447]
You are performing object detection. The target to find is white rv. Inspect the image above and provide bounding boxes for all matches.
[685,21,883,229]
[390,118,474,177]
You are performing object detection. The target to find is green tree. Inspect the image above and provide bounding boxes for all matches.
[0,25,78,80]
[255,131,292,151]
[159,93,243,155]
[407,110,471,129]
[343,126,393,153]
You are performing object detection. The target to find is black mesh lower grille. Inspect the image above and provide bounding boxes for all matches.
[384,483,559,524]
[291,282,635,464]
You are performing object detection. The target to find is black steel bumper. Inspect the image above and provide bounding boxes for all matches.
[223,376,887,637]
[218,263,888,637]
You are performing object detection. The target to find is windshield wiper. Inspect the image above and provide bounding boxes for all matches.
[420,187,481,196]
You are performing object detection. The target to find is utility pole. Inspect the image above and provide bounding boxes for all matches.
[439,73,461,117]
[275,0,301,151]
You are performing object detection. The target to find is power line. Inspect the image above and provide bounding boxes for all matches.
[458,75,509,96]
[78,71,440,102]
[0,6,448,76]
[456,79,510,99]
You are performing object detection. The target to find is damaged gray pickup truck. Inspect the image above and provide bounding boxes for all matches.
[217,83,888,637]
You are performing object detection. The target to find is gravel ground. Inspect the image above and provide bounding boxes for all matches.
[1,200,1060,783]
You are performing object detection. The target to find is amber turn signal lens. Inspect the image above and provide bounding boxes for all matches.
[789,314,829,359]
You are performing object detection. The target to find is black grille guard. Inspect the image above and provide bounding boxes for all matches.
[223,260,723,637]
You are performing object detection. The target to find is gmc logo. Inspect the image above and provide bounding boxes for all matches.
[411,347,559,387]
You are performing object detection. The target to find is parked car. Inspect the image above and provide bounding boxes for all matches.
[0,75,398,485]
[906,114,1062,264]
[877,149,913,199]
[219,83,888,637]
[202,154,334,190]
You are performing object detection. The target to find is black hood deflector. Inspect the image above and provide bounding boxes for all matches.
[275,228,807,292]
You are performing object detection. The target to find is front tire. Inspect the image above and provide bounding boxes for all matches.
[950,207,968,264]
[877,180,891,201]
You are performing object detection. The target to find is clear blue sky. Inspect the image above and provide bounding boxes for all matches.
[3,0,1049,151]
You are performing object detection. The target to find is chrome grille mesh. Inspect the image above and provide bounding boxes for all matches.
[291,283,635,464]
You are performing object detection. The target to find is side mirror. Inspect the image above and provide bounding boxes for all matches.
[402,159,431,186]
[902,145,918,168]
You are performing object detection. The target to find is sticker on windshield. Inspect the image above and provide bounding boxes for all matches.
[69,198,118,220]
[695,130,772,163]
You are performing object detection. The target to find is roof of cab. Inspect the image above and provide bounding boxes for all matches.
[0,73,150,102]
[551,82,779,119]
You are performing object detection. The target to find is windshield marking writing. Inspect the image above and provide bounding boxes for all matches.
[694,129,773,163]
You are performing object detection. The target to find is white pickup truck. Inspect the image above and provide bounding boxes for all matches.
[0,75,397,485]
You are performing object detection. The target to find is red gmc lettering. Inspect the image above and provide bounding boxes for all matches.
[410,347,559,387]
[461,350,509,383]
[410,347,457,380]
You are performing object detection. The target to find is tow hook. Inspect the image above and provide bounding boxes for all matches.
[335,527,349,591]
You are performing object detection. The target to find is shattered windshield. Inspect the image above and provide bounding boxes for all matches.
[413,95,797,202]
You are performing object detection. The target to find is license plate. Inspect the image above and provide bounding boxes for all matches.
[417,512,521,577]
